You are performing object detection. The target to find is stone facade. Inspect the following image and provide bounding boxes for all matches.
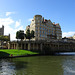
[8,41,43,51]
[0,25,10,49]
[0,25,4,35]
[66,34,75,39]
[25,25,30,32]
[8,40,75,53]
[73,34,75,39]
[26,15,62,41]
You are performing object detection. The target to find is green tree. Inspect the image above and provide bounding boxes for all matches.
[16,30,24,41]
[25,29,35,41]
[0,35,10,41]
[0,36,4,41]
[25,29,31,41]
[31,30,35,38]
[0,35,10,49]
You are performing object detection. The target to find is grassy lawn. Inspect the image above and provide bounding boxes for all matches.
[0,49,38,57]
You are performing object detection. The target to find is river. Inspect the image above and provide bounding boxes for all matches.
[0,54,75,75]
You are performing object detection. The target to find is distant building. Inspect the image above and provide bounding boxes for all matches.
[0,25,4,35]
[73,34,75,39]
[62,37,75,43]
[25,25,30,32]
[66,36,73,39]
[26,15,62,41]
[65,34,75,39]
[0,25,10,49]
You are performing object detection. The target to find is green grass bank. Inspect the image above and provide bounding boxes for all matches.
[0,49,38,58]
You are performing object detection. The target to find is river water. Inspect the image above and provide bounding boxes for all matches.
[0,54,75,75]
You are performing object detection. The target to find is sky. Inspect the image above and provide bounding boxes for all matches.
[0,0,75,40]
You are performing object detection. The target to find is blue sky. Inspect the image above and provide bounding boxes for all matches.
[0,0,75,40]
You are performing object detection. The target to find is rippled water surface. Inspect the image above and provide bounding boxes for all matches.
[0,55,75,75]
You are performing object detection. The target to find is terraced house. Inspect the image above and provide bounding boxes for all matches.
[26,15,62,41]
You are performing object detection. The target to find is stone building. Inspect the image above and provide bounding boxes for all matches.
[0,25,4,35]
[8,15,75,53]
[0,25,10,49]
[73,34,75,39]
[8,40,75,54]
[26,15,62,41]
[65,34,75,39]
[25,25,30,32]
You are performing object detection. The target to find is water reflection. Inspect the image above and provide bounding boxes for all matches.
[57,52,75,56]
[62,56,75,75]
[0,59,16,75]
[0,56,75,75]
[13,56,63,75]
[0,58,28,75]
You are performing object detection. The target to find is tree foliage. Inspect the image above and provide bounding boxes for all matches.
[31,30,35,38]
[0,35,10,41]
[16,29,35,41]
[25,29,35,41]
[16,30,24,40]
[25,29,31,40]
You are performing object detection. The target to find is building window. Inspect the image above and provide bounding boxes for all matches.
[36,17,38,20]
[38,20,40,22]
[40,27,41,29]
[40,31,41,33]
[36,30,38,33]
[36,34,38,36]
[43,31,44,33]
[36,27,38,29]
[45,32,47,34]
[40,21,41,23]
[52,31,53,35]
[43,28,44,30]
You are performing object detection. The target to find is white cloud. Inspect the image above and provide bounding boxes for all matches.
[62,32,75,37]
[10,26,24,41]
[15,20,21,28]
[28,18,33,21]
[6,12,15,16]
[0,16,24,41]
[1,14,75,40]
[0,17,14,27]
